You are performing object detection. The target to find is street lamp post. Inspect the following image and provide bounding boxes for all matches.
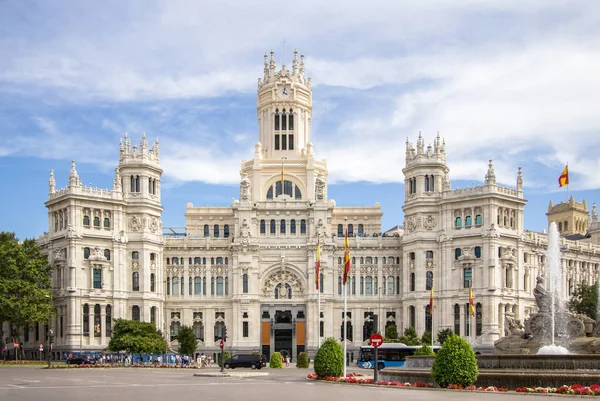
[45,292,54,368]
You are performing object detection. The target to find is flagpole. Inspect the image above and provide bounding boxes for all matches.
[431,279,434,348]
[343,280,347,379]
[566,161,569,201]
[317,273,321,348]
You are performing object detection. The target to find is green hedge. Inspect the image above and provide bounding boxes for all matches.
[270,352,283,368]
[296,352,309,368]
[431,335,478,387]
[313,337,343,378]
[414,344,435,356]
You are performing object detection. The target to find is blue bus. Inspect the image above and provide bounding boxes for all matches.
[358,343,439,370]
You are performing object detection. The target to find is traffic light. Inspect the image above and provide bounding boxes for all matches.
[223,327,228,342]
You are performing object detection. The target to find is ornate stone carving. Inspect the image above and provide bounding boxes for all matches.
[423,215,436,230]
[54,248,65,261]
[89,247,107,261]
[315,174,326,200]
[240,219,252,244]
[129,216,142,231]
[149,218,158,233]
[240,173,252,201]
[316,219,327,241]
[360,265,378,275]
[211,265,228,276]
[262,270,304,298]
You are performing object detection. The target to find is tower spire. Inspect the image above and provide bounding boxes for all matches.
[49,169,56,194]
[485,160,496,185]
[113,168,122,192]
[69,161,81,187]
[517,167,523,192]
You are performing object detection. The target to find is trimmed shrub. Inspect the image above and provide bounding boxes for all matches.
[398,327,421,345]
[414,344,435,356]
[313,337,344,378]
[269,352,283,368]
[251,350,260,355]
[217,351,231,368]
[431,335,478,387]
[385,323,398,341]
[421,331,432,345]
[296,352,309,368]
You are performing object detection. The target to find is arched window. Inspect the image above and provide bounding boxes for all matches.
[132,272,140,291]
[211,257,215,264]
[424,175,430,192]
[224,225,230,238]
[173,257,179,265]
[243,274,248,293]
[426,271,433,290]
[193,321,204,341]
[289,108,294,130]
[194,257,201,264]
[135,175,140,192]
[189,277,192,295]
[94,304,101,337]
[411,178,416,194]
[366,256,373,264]
[274,108,280,132]
[83,215,90,226]
[348,224,354,237]
[430,175,435,191]
[340,321,353,341]
[225,257,229,265]
[93,216,100,227]
[564,221,569,231]
[167,277,170,295]
[83,304,89,336]
[282,109,287,131]
[132,305,140,321]
[455,217,462,228]
[360,257,364,264]
[84,247,90,259]
[214,321,225,342]
[410,272,415,291]
[103,218,110,228]
[130,176,135,193]
[270,220,276,234]
[172,277,179,296]
[358,224,364,237]
[216,257,223,265]
[214,225,220,238]
[260,220,266,234]
[301,219,306,234]
[338,276,342,295]
[476,303,483,336]
[132,251,139,260]
[280,219,286,234]
[150,306,156,325]
[408,253,415,261]
[194,277,201,295]
[352,276,356,294]
[295,186,302,199]
[426,250,433,259]
[558,222,563,231]
[475,246,482,258]
[465,216,472,226]
[409,306,416,328]
[171,321,181,340]
[150,273,155,292]
[454,304,461,334]
[204,225,210,237]
[290,219,296,234]
[475,215,482,225]
[104,249,110,261]
[337,224,343,237]
[387,276,394,295]
[455,248,462,260]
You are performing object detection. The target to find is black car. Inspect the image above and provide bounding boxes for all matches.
[66,355,94,365]
[223,354,265,369]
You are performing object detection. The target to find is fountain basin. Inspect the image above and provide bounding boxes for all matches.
[404,354,600,370]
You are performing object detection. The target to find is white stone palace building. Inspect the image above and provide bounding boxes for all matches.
[8,51,600,361]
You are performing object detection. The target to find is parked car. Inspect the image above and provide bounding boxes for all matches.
[223,354,265,369]
[66,355,94,365]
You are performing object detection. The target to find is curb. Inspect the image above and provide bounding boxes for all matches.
[194,372,270,378]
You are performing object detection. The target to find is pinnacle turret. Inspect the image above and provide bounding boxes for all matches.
[592,203,598,223]
[113,168,122,192]
[485,160,496,185]
[49,169,56,194]
[517,167,523,192]
[68,161,81,187]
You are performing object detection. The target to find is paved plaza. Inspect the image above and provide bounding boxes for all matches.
[0,365,556,401]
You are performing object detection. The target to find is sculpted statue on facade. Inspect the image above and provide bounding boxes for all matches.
[240,173,252,201]
[315,174,326,201]
[240,219,252,244]
[316,219,327,241]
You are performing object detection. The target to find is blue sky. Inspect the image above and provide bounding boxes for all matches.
[1,0,600,240]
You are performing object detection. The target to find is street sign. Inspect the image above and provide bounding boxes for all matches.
[369,333,384,348]
[13,342,18,349]
[39,343,44,351]
[219,340,224,349]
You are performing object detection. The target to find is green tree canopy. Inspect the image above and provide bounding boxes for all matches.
[177,325,197,355]
[568,281,599,320]
[421,330,432,345]
[385,323,398,341]
[437,328,454,345]
[398,326,421,345]
[0,232,52,341]
[107,319,167,354]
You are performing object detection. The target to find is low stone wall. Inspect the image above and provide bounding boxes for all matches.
[380,368,600,389]
[403,354,600,370]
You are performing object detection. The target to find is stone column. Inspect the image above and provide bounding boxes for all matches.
[89,307,95,347]
[100,305,106,347]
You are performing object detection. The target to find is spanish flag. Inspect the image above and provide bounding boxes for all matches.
[429,282,434,315]
[280,162,284,186]
[469,285,475,317]
[315,241,321,290]
[558,165,569,187]
[343,229,351,285]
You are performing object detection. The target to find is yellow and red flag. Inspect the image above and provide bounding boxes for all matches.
[558,165,569,187]
[343,228,351,284]
[280,162,284,186]
[469,285,475,316]
[429,282,434,315]
[315,241,321,290]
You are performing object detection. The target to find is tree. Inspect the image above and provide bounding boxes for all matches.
[421,331,432,345]
[568,282,599,320]
[313,337,344,378]
[270,352,283,368]
[398,326,421,345]
[431,334,478,387]
[177,325,197,356]
[437,328,454,345]
[107,319,167,354]
[0,232,52,343]
[385,323,398,341]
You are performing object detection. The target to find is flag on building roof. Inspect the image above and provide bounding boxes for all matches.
[558,165,569,187]
[343,229,351,285]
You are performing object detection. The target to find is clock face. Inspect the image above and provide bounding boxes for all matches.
[278,87,290,99]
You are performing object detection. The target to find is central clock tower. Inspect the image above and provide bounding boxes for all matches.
[256,49,313,160]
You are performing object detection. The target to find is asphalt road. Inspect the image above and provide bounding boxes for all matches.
[0,366,553,401]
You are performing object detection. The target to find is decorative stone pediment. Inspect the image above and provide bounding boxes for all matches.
[88,247,108,262]
[262,270,304,298]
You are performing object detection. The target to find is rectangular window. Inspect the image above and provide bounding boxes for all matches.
[243,274,248,294]
[243,322,249,338]
[320,321,324,337]
[464,268,472,288]
[289,135,294,150]
[282,134,287,150]
[275,135,280,150]
[217,277,224,295]
[93,269,102,289]
[282,113,287,130]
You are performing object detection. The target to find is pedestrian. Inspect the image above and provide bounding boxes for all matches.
[200,353,206,368]
[286,355,290,367]
[281,354,285,366]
